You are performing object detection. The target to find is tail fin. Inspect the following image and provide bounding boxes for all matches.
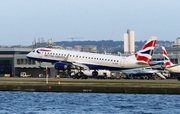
[135,37,156,65]
[161,46,172,67]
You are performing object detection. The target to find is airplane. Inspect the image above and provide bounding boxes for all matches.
[162,46,180,73]
[121,67,168,79]
[26,37,157,77]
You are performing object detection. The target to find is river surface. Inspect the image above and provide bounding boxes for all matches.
[0,92,180,114]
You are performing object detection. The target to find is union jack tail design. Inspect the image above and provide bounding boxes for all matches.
[135,37,156,65]
[161,46,172,67]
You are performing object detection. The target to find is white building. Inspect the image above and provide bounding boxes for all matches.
[173,37,180,48]
[124,29,135,54]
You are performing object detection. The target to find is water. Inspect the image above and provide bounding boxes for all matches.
[0,92,180,114]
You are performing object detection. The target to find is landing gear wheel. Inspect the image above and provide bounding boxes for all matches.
[92,71,98,79]
[77,72,84,79]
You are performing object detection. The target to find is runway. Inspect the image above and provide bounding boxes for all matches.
[0,77,180,94]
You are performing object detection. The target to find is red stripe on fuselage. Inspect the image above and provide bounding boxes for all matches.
[39,49,51,52]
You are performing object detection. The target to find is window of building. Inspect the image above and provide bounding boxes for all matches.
[28,59,31,64]
[17,59,20,64]
[24,59,27,64]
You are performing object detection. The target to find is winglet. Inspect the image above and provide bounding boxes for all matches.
[135,37,156,65]
[61,54,70,62]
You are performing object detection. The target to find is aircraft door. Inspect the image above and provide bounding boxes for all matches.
[120,57,125,67]
[38,52,43,58]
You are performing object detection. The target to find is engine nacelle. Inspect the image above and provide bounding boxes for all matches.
[54,62,68,70]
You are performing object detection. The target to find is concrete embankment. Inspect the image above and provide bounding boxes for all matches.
[0,78,180,94]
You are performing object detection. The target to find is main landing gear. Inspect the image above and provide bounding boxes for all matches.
[72,70,88,79]
[92,70,98,78]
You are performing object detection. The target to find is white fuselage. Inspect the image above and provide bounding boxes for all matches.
[26,48,149,70]
[165,65,180,73]
[121,67,159,74]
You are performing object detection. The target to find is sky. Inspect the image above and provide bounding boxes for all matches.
[0,0,180,46]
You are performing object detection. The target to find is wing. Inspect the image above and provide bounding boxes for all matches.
[60,53,90,70]
[72,62,90,70]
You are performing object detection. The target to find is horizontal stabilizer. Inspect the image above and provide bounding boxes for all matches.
[136,61,149,65]
[149,61,164,66]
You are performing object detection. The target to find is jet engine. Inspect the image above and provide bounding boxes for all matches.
[54,62,69,70]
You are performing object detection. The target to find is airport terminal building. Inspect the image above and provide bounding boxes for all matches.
[0,47,57,77]
[0,47,179,77]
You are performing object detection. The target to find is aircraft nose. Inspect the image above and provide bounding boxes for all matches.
[26,52,31,58]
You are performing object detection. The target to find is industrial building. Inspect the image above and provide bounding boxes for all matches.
[124,29,135,54]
